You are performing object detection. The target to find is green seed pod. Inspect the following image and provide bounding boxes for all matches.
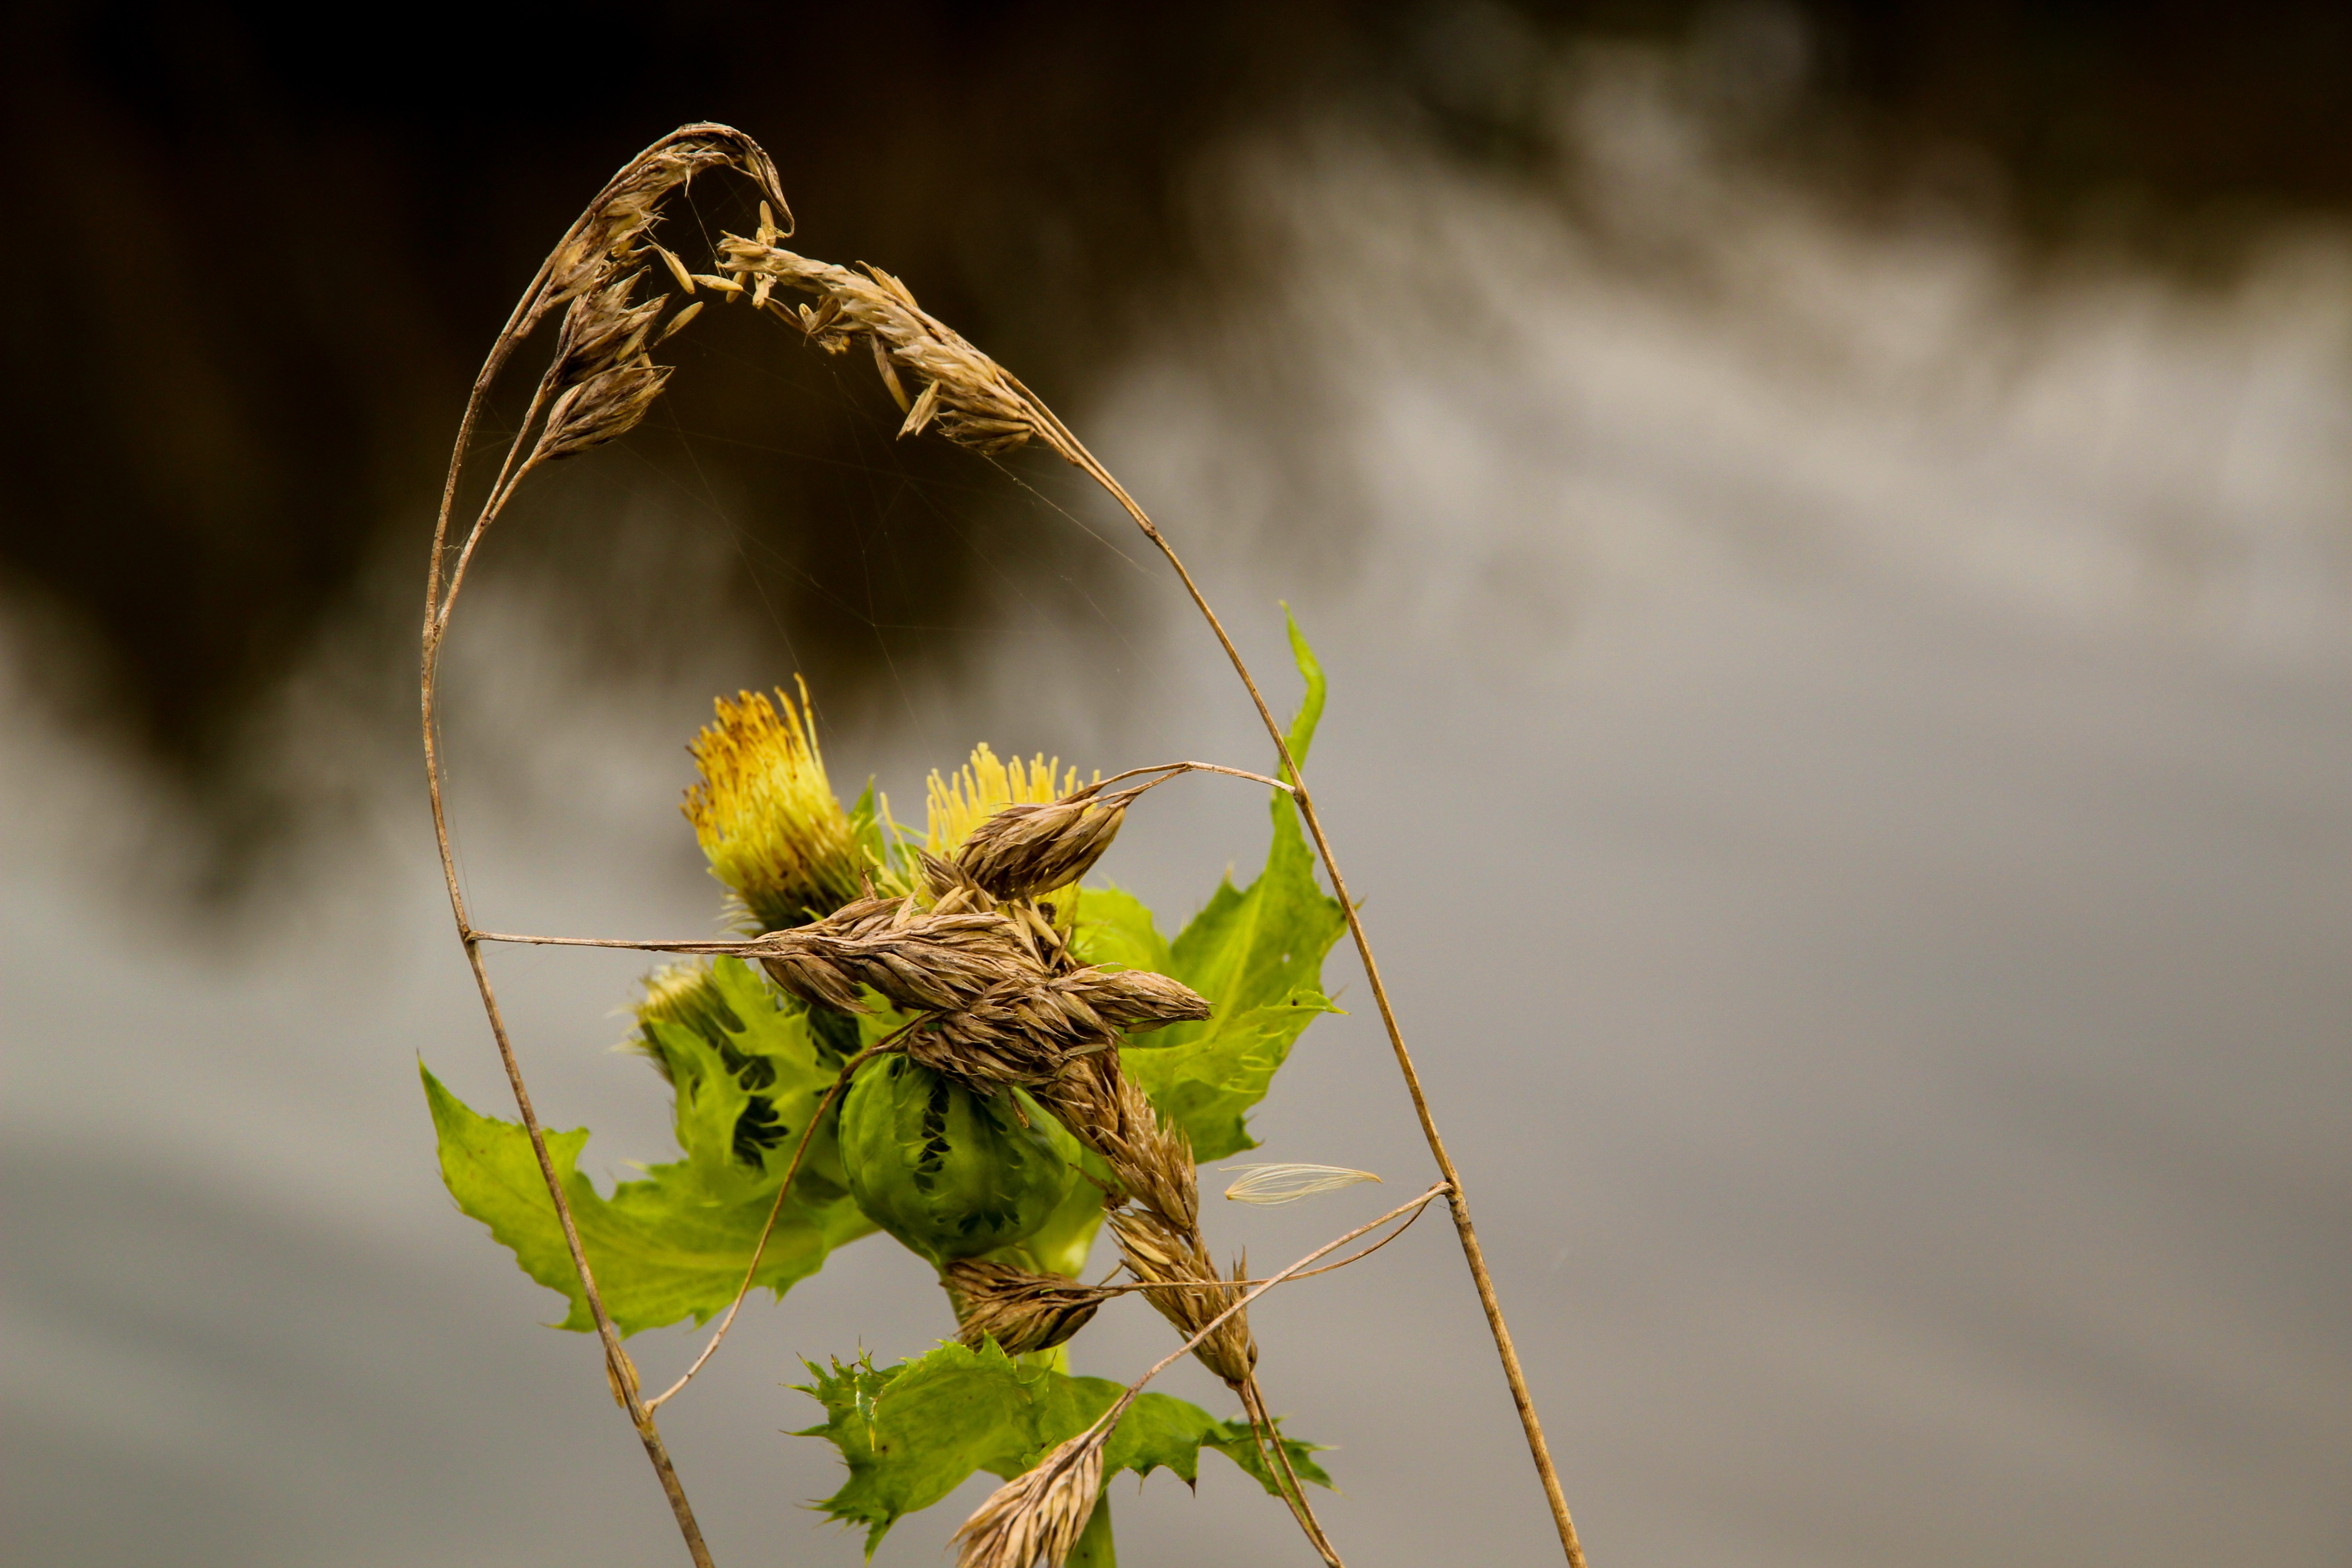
[838,1056,1072,1264]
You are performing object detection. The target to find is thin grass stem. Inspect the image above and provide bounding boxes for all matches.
[423,123,794,1568]
[1049,441,1592,1568]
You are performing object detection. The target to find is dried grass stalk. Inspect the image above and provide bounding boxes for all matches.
[422,123,793,1568]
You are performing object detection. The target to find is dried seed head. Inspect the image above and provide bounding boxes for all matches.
[955,786,1135,902]
[909,967,1205,1087]
[945,1259,1110,1355]
[682,683,869,933]
[1032,1055,1197,1230]
[1109,1206,1258,1387]
[754,904,1042,1015]
[903,970,1126,1091]
[538,127,784,303]
[541,136,745,315]
[926,745,1085,858]
[918,850,1000,918]
[1221,1163,1384,1205]
[753,942,868,1014]
[923,745,1095,917]
[552,270,666,384]
[537,361,673,459]
[715,237,1080,462]
[952,1426,1107,1568]
[911,860,1075,976]
[1068,967,1211,1032]
[516,126,791,467]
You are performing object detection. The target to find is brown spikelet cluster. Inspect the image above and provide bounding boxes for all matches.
[538,134,767,323]
[954,785,1137,902]
[507,130,778,470]
[534,269,674,459]
[1108,1208,1259,1386]
[694,741,1273,1558]
[952,1426,1107,1568]
[741,773,1263,1406]
[909,968,1209,1090]
[752,901,1037,1014]
[945,1259,1111,1356]
[713,235,1081,461]
[1032,1054,1200,1231]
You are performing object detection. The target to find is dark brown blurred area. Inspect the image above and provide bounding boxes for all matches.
[3,0,2348,794]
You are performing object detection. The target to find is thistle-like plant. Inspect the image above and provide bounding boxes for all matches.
[419,124,1586,1568]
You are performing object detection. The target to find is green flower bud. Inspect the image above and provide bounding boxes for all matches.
[838,1056,1071,1264]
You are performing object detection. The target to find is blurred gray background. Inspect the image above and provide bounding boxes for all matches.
[5,3,2349,1565]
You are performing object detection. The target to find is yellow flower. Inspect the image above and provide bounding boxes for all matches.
[682,681,868,932]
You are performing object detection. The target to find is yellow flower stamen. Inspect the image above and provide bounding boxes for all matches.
[682,679,867,932]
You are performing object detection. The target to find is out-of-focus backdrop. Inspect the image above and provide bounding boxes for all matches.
[5,4,2348,1564]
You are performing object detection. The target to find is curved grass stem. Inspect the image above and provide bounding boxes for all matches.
[423,123,794,1568]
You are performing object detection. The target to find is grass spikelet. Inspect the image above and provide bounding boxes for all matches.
[951,1426,1107,1568]
[753,904,1042,1016]
[926,745,1098,919]
[955,783,1134,902]
[682,682,867,932]
[926,745,1083,856]
[945,1259,1111,1355]
[1108,1206,1257,1387]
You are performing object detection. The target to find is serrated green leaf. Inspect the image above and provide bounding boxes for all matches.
[422,1050,874,1336]
[796,1341,1328,1556]
[1122,610,1348,1160]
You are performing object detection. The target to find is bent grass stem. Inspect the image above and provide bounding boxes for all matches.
[424,124,791,1568]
